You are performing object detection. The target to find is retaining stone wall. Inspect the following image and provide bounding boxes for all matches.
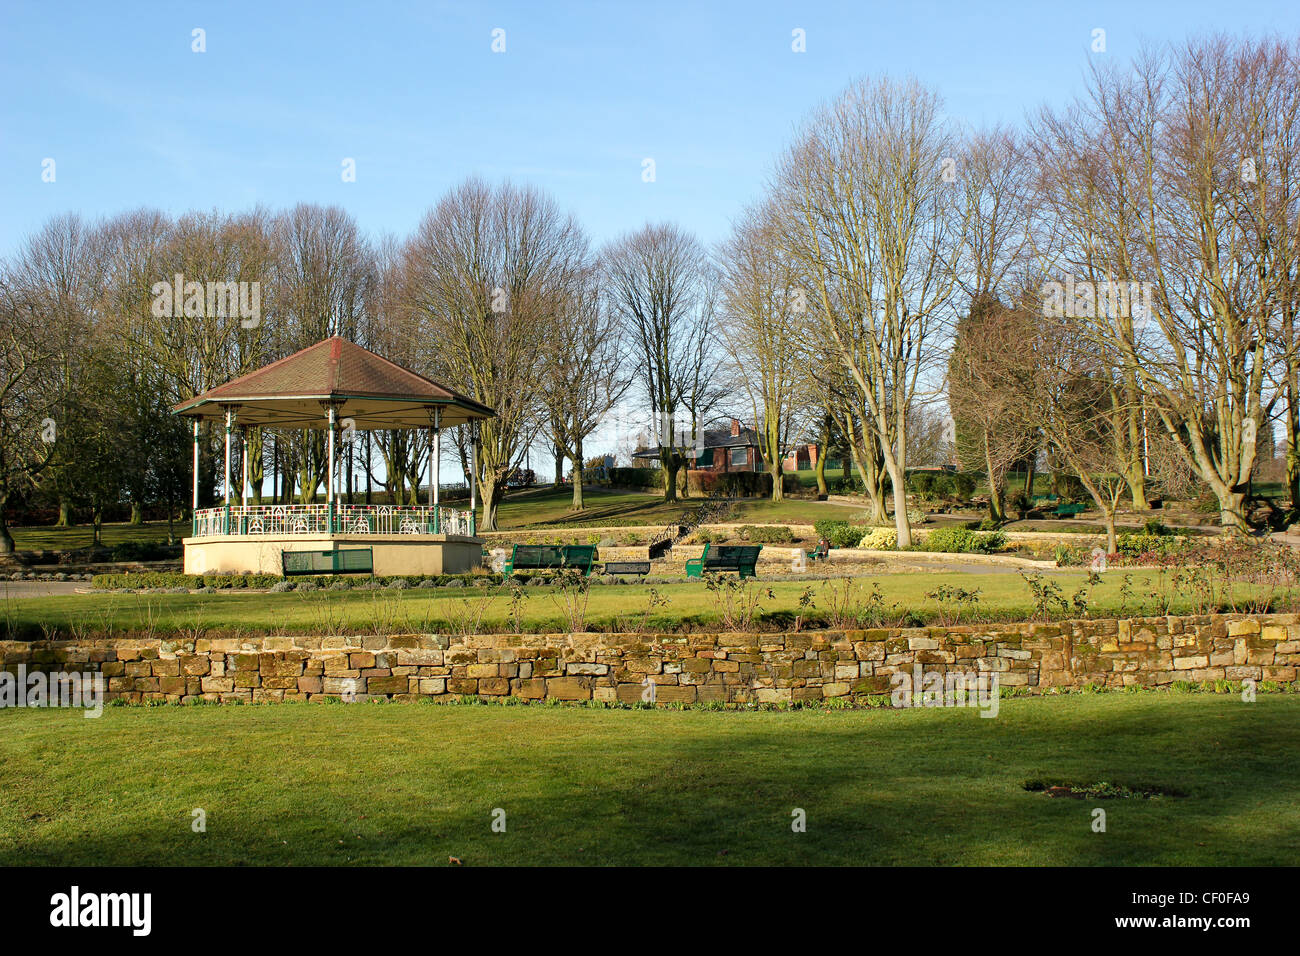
[3,614,1298,705]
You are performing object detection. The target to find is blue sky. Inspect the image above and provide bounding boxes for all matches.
[3,0,1298,259]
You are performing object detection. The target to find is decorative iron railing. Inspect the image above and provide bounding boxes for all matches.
[191,503,475,538]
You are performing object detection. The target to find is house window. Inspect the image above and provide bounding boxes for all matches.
[730,447,747,468]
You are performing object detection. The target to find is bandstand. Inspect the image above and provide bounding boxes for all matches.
[173,337,494,577]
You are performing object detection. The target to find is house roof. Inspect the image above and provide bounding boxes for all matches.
[172,336,495,429]
[632,425,760,458]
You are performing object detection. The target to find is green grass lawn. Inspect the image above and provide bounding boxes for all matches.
[491,486,857,530]
[0,568,1259,638]
[2,489,863,552]
[1,694,1294,865]
[8,521,181,551]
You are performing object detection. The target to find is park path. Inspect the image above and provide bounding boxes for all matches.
[0,580,84,598]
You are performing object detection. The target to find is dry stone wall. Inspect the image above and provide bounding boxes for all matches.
[3,614,1298,705]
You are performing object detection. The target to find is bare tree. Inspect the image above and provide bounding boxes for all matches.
[1011,303,1140,554]
[1029,36,1299,531]
[717,203,808,500]
[949,296,1038,520]
[542,264,631,510]
[775,76,965,545]
[0,274,71,553]
[604,223,718,502]
[403,178,588,530]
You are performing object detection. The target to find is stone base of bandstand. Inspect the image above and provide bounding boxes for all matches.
[182,534,484,577]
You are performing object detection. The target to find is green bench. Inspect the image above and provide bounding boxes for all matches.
[806,540,829,562]
[685,544,763,579]
[503,544,597,577]
[1054,503,1087,518]
[602,560,651,576]
[282,548,374,576]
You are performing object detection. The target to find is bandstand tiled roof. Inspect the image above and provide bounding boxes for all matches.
[172,337,495,429]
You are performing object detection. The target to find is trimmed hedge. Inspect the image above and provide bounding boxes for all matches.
[737,525,796,543]
[687,470,801,498]
[92,572,505,591]
[607,467,662,489]
[906,471,977,501]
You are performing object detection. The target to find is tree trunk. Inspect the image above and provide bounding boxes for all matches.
[479,475,503,531]
[850,448,887,525]
[769,457,784,501]
[888,459,912,548]
[92,507,103,547]
[1125,402,1148,510]
[662,457,679,502]
[572,456,585,510]
[1218,489,1249,534]
[1287,369,1299,512]
[0,492,14,554]
[130,501,143,525]
[985,436,1006,522]
[554,444,564,486]
[364,432,373,506]
[814,443,828,496]
[56,497,74,528]
[1104,511,1118,556]
[1022,454,1036,496]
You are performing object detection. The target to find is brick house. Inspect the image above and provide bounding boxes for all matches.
[782,442,819,472]
[631,418,763,472]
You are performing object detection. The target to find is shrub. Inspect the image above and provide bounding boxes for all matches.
[947,472,977,501]
[922,526,1007,554]
[813,519,868,549]
[858,527,898,550]
[1116,532,1190,559]
[1143,516,1173,536]
[738,525,796,543]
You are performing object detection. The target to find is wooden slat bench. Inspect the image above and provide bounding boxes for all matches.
[1054,503,1087,518]
[282,548,374,576]
[603,560,651,576]
[503,544,598,577]
[685,544,763,579]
